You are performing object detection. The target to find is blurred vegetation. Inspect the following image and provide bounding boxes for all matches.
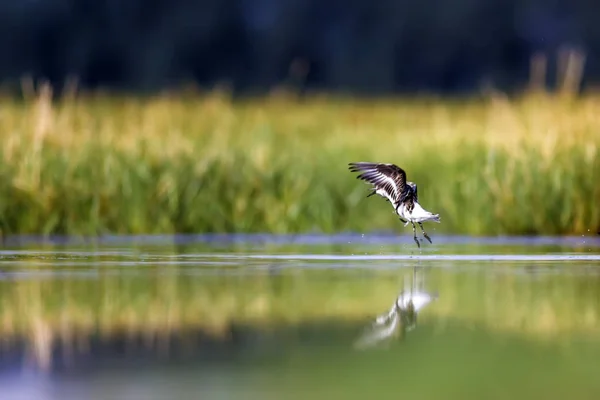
[0,86,598,236]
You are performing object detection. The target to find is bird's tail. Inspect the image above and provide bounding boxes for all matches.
[412,202,441,223]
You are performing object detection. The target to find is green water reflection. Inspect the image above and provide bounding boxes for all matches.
[0,237,599,399]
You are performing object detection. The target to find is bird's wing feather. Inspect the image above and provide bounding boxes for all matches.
[348,162,408,205]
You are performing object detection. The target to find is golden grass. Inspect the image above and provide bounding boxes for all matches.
[0,86,598,235]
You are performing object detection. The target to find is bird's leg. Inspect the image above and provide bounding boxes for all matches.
[411,223,420,248]
[418,222,433,244]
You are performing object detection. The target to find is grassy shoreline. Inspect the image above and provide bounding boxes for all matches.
[0,89,598,236]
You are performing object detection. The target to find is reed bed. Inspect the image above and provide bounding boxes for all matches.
[0,88,598,236]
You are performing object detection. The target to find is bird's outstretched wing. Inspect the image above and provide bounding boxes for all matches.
[348,162,409,206]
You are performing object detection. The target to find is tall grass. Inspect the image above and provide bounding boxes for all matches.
[0,87,598,236]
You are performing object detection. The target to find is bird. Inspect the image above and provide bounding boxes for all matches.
[374,289,439,330]
[348,162,440,248]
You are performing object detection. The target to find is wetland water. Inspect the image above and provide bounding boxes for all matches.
[1,234,600,400]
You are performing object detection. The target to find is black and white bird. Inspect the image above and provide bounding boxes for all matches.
[348,162,440,248]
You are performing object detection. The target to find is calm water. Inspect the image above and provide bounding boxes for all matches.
[1,234,600,400]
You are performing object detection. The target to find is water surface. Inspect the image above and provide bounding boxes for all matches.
[0,234,599,400]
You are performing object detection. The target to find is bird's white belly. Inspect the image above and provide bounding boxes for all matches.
[396,204,413,221]
[396,201,436,223]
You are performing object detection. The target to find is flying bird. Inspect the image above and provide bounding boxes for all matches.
[348,162,440,248]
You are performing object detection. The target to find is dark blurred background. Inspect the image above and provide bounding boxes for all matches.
[0,0,593,95]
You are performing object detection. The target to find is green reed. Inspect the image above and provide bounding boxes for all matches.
[0,88,598,236]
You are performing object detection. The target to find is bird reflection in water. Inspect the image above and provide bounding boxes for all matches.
[354,266,438,349]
